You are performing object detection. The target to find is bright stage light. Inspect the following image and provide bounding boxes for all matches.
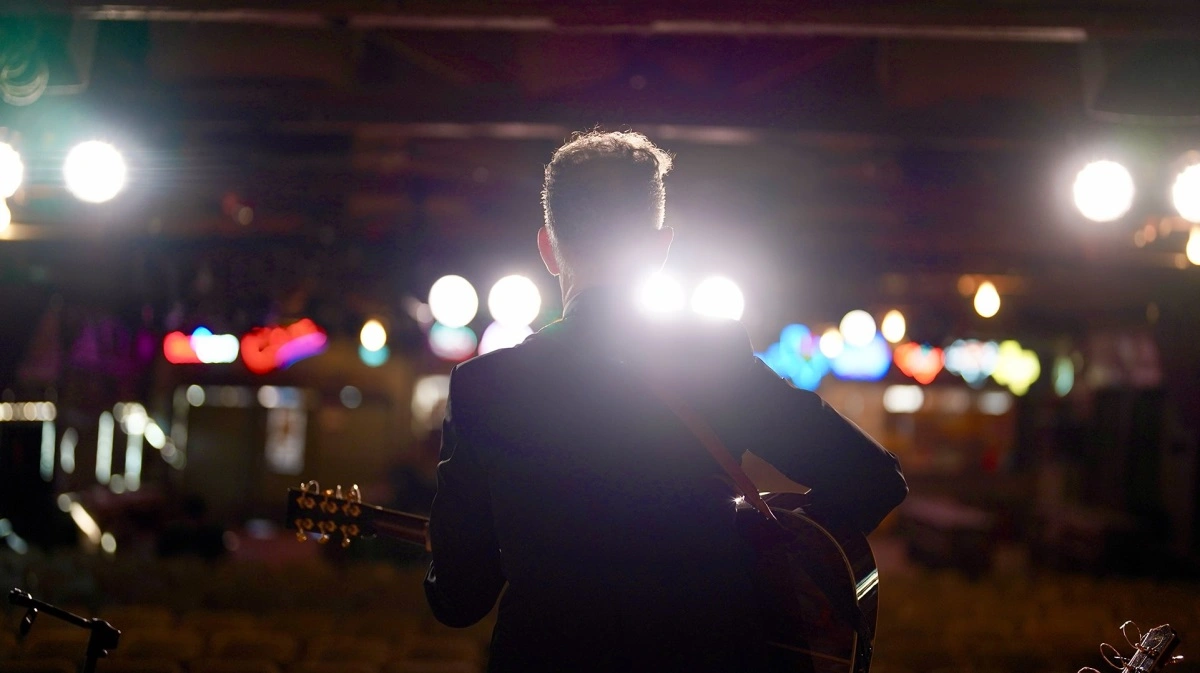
[1172,163,1200,223]
[818,328,844,359]
[488,275,541,327]
[360,319,387,351]
[636,272,685,315]
[1073,160,1134,222]
[0,143,23,198]
[839,310,876,348]
[478,321,533,355]
[691,276,744,320]
[63,141,127,203]
[1188,227,1200,266]
[880,310,906,344]
[428,275,478,328]
[974,281,1000,318]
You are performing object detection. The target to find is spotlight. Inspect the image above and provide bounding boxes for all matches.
[636,272,685,315]
[63,141,127,203]
[428,275,478,328]
[838,310,876,348]
[690,276,744,321]
[488,275,541,327]
[360,319,387,352]
[880,310,906,344]
[0,143,23,198]
[974,281,1000,318]
[1072,160,1134,222]
[1172,163,1200,223]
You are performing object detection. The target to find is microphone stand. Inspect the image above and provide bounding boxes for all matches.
[8,588,120,673]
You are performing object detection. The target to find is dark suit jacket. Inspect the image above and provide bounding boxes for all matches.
[424,287,908,672]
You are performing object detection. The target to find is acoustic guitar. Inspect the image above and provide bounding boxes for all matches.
[1079,622,1182,673]
[286,482,878,673]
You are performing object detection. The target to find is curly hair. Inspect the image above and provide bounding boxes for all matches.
[541,130,673,262]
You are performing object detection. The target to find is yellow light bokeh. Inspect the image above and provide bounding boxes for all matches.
[974,281,1000,318]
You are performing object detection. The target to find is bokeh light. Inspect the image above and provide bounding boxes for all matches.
[818,328,844,359]
[880,310,906,344]
[830,334,892,381]
[839,310,876,348]
[1073,160,1134,222]
[1172,163,1200,223]
[636,272,685,315]
[756,324,829,391]
[360,319,387,351]
[488,275,541,327]
[63,141,127,203]
[1188,226,1200,266]
[428,275,479,328]
[478,321,533,355]
[974,281,1000,318]
[0,143,23,198]
[0,200,10,232]
[882,385,925,414]
[428,322,478,361]
[992,340,1041,396]
[690,276,744,320]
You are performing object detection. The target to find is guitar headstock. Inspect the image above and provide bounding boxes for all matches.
[1080,622,1182,673]
[286,480,369,548]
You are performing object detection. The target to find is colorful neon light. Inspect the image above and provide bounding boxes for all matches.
[992,340,1041,396]
[894,343,944,385]
[756,324,829,391]
[241,319,328,374]
[944,339,999,387]
[163,327,239,364]
[830,335,892,382]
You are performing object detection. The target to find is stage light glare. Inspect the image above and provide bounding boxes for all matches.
[488,275,541,327]
[428,275,478,328]
[360,319,387,352]
[1188,227,1200,266]
[690,276,744,320]
[0,143,23,198]
[0,199,10,232]
[1073,160,1134,222]
[839,310,876,348]
[478,321,533,355]
[63,141,127,203]
[974,281,1001,318]
[880,310,906,344]
[636,272,685,315]
[818,328,844,359]
[428,323,478,361]
[1172,163,1200,222]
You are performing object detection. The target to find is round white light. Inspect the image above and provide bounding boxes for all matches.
[1073,160,1134,222]
[0,143,23,198]
[428,275,479,328]
[1174,164,1200,223]
[0,200,10,232]
[690,276,744,320]
[63,141,127,203]
[818,328,844,359]
[478,322,533,355]
[636,272,685,315]
[974,281,1001,318]
[880,310,906,344]
[839,310,876,348]
[360,319,387,352]
[340,386,362,409]
[1188,226,1200,267]
[488,275,541,327]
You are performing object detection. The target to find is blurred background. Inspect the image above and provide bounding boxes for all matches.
[1,2,1199,672]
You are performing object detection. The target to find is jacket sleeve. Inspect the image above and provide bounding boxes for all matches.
[738,356,908,534]
[423,366,506,627]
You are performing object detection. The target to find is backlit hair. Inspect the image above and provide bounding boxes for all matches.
[541,130,673,262]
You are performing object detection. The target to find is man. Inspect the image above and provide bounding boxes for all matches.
[424,130,907,672]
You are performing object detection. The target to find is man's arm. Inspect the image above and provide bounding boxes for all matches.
[740,358,908,533]
[423,367,505,628]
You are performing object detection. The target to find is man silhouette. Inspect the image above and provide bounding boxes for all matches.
[424,130,907,672]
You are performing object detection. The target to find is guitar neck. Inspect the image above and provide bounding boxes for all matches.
[285,487,430,550]
[367,504,431,548]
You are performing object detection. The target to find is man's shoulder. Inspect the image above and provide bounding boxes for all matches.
[448,330,548,388]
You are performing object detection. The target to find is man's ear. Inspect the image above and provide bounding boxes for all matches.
[537,226,561,276]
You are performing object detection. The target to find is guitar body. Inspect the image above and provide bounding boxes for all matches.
[742,493,878,673]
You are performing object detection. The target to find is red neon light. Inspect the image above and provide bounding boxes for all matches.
[163,331,202,364]
[240,319,327,374]
[894,343,945,385]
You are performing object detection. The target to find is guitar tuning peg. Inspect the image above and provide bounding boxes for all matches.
[302,480,320,494]
[335,485,343,499]
[1100,642,1127,670]
[1121,621,1142,649]
[318,534,330,545]
[348,484,361,503]
[340,537,352,549]
[1170,656,1185,666]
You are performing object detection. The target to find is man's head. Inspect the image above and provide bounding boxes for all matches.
[539,130,673,282]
